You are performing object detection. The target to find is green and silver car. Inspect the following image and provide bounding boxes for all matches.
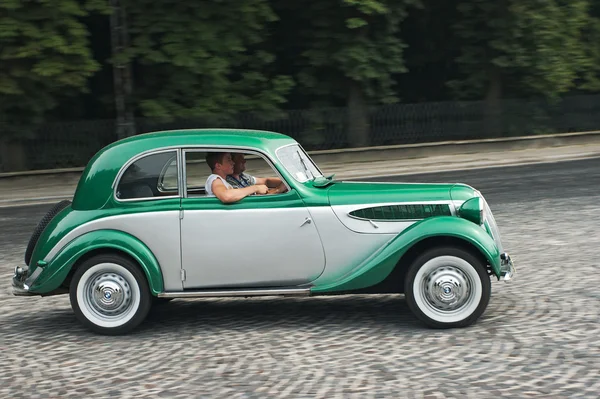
[12,129,515,335]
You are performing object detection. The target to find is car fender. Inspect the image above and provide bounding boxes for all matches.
[311,216,500,293]
[28,229,165,295]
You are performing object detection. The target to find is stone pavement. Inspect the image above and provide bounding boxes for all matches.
[1,140,600,208]
[2,161,600,398]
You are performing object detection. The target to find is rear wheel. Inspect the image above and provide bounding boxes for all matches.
[404,246,491,328]
[69,254,151,335]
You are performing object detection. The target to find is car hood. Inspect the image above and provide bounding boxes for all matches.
[326,181,475,206]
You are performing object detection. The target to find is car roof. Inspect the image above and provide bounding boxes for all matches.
[109,128,296,148]
[72,128,299,209]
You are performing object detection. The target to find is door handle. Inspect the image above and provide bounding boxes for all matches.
[300,217,312,227]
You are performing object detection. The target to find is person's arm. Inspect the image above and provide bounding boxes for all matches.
[255,177,286,193]
[267,182,287,194]
[212,179,268,203]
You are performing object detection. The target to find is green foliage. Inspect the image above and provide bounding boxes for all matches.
[579,2,600,92]
[450,0,591,100]
[119,0,293,121]
[279,0,420,106]
[0,0,100,135]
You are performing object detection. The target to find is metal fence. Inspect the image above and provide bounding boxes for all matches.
[2,94,600,173]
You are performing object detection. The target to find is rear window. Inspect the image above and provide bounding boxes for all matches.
[116,151,179,200]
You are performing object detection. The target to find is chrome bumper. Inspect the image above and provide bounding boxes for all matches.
[499,252,515,281]
[12,266,41,296]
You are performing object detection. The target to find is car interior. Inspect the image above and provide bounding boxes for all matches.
[115,149,284,200]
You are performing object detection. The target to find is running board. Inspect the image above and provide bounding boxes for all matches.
[157,287,312,299]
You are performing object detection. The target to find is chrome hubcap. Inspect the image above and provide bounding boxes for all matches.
[88,273,132,317]
[423,266,471,311]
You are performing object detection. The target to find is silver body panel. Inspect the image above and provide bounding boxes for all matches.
[180,208,326,289]
[307,207,397,285]
[44,212,183,291]
[41,199,486,295]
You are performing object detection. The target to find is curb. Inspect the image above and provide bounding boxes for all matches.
[308,130,600,165]
[2,130,600,179]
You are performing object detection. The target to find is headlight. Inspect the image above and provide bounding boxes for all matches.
[458,196,484,225]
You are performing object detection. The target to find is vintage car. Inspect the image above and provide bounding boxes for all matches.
[12,128,515,335]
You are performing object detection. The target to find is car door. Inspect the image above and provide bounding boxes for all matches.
[179,150,326,290]
[114,149,183,292]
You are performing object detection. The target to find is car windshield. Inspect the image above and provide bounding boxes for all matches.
[276,144,323,183]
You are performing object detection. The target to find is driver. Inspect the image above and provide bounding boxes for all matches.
[204,152,268,203]
[227,153,287,194]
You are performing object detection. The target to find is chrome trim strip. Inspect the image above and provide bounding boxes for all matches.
[112,144,295,202]
[182,149,189,199]
[177,148,184,197]
[111,144,271,191]
[157,287,311,298]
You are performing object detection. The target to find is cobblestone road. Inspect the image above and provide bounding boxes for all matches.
[1,159,600,398]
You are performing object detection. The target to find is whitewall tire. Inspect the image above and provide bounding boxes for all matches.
[69,254,152,335]
[405,247,491,328]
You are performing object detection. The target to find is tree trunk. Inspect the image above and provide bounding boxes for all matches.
[110,0,136,139]
[483,66,503,138]
[347,80,369,147]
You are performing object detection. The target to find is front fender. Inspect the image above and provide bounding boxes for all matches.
[312,216,500,293]
[28,229,165,295]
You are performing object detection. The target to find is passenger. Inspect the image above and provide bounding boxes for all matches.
[227,153,287,194]
[204,152,268,203]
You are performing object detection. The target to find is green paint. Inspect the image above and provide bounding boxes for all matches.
[29,229,164,295]
[458,197,483,225]
[21,128,507,301]
[72,129,298,211]
[450,183,478,202]
[312,216,501,293]
[181,190,307,210]
[327,181,462,206]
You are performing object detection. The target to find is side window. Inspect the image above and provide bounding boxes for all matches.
[184,151,211,196]
[116,151,179,200]
[183,149,290,197]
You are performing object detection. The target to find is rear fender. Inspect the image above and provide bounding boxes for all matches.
[311,216,500,293]
[28,229,165,295]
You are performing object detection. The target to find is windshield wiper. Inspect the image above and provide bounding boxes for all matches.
[297,150,314,180]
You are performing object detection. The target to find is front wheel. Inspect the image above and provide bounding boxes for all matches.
[69,254,152,335]
[404,247,491,329]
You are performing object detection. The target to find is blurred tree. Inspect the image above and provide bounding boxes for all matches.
[0,0,104,170]
[396,0,462,103]
[0,0,104,130]
[119,0,294,124]
[273,0,420,147]
[579,1,600,92]
[449,0,590,135]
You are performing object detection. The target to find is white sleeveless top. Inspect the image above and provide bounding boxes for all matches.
[205,174,233,196]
